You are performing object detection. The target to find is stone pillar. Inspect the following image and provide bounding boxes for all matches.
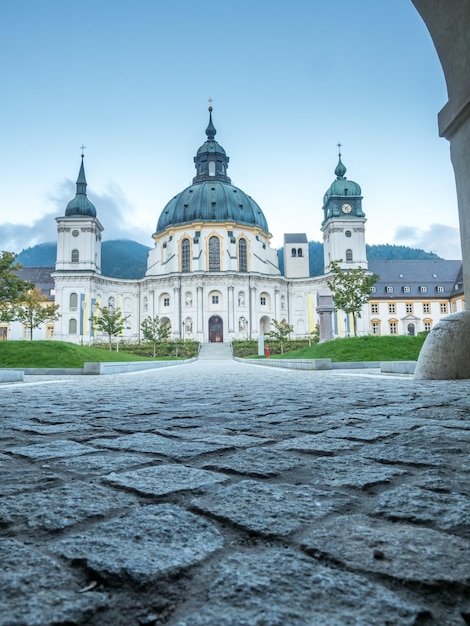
[274,289,281,320]
[250,285,257,336]
[196,283,204,338]
[316,289,334,343]
[173,283,181,339]
[228,285,234,333]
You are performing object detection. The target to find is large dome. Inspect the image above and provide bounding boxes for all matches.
[155,108,270,235]
[156,181,268,233]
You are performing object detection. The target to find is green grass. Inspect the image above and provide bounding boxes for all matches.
[0,341,157,368]
[257,335,427,362]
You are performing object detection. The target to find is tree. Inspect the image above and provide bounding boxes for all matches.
[141,315,172,357]
[91,305,130,350]
[268,318,294,354]
[327,260,379,336]
[5,288,60,340]
[0,252,33,315]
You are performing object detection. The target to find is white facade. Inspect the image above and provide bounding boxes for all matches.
[22,113,463,345]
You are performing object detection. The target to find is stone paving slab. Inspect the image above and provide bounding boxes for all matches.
[90,432,229,459]
[192,479,354,536]
[361,442,445,467]
[300,513,470,585]
[104,464,229,496]
[308,454,408,489]
[374,484,470,535]
[50,451,155,475]
[50,504,223,585]
[0,481,137,531]
[201,446,306,477]
[0,539,108,626]
[171,547,426,626]
[273,433,360,454]
[5,439,98,459]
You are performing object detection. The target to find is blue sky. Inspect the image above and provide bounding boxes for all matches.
[0,0,462,259]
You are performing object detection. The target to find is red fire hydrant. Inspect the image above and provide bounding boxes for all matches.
[265,345,270,358]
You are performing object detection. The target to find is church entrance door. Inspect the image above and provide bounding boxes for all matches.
[209,316,223,342]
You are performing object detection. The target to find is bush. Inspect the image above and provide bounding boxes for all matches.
[232,339,311,358]
[93,340,199,359]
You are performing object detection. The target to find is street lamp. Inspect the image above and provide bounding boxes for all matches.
[182,320,185,340]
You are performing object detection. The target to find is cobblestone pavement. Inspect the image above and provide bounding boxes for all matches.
[1,358,470,625]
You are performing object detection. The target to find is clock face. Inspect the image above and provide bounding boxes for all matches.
[342,203,352,214]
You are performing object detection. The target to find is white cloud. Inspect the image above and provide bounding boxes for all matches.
[394,224,462,260]
[0,179,150,254]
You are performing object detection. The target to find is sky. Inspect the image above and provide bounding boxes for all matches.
[0,0,462,260]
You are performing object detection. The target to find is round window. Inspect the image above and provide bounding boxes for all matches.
[345,230,352,238]
[72,229,80,237]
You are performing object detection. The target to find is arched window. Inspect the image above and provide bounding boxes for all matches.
[209,236,220,271]
[291,248,297,257]
[297,248,303,257]
[71,249,79,263]
[69,318,77,334]
[69,293,78,310]
[346,249,353,262]
[208,160,216,176]
[181,238,191,272]
[238,238,247,272]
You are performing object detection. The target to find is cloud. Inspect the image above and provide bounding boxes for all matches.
[0,179,151,254]
[394,223,462,260]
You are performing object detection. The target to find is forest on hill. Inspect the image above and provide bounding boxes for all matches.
[16,240,441,280]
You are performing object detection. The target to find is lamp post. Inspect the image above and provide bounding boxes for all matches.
[182,320,185,341]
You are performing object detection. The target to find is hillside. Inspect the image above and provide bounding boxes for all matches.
[17,240,151,279]
[17,239,442,280]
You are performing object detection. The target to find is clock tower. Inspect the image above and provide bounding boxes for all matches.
[321,149,367,273]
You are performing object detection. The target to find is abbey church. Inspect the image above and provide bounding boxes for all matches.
[50,107,373,344]
[7,108,462,344]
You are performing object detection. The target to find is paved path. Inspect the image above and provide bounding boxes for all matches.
[1,356,470,625]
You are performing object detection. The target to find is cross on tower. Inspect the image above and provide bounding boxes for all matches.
[80,144,87,157]
[337,142,342,157]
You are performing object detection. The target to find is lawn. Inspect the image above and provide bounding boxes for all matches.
[233,335,426,362]
[0,341,156,368]
[245,335,427,362]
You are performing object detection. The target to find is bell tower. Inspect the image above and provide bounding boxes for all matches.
[321,147,367,273]
[55,150,103,274]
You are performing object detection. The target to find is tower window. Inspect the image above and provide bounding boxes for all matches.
[238,238,247,272]
[345,249,353,262]
[208,161,216,176]
[345,230,352,238]
[69,292,78,310]
[297,248,303,257]
[71,249,79,263]
[181,238,191,272]
[291,248,297,257]
[69,318,78,334]
[209,236,220,271]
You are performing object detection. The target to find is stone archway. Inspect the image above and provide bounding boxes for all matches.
[412,1,470,378]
